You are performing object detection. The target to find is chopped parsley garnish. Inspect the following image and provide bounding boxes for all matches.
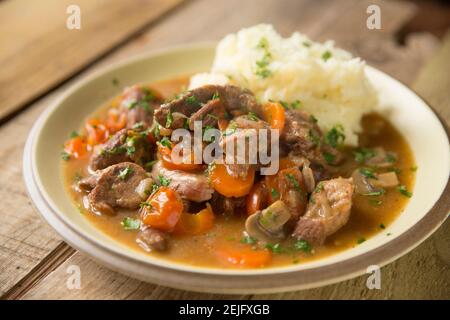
[265,243,283,254]
[118,166,133,180]
[353,148,376,163]
[166,109,173,128]
[247,111,259,121]
[357,238,366,244]
[388,167,401,175]
[279,100,302,110]
[186,95,200,106]
[211,91,220,100]
[309,129,321,146]
[397,185,412,198]
[303,41,311,47]
[360,168,377,179]
[294,240,312,253]
[286,173,303,193]
[314,181,324,193]
[322,50,332,61]
[369,199,383,206]
[158,175,171,187]
[112,78,120,86]
[379,224,386,229]
[69,131,79,138]
[139,201,152,209]
[271,188,280,200]
[241,236,257,245]
[61,151,70,161]
[323,152,335,165]
[222,121,237,136]
[363,189,385,196]
[132,122,144,130]
[310,115,318,123]
[325,125,345,148]
[159,137,172,149]
[410,165,418,172]
[121,217,141,230]
[255,37,273,78]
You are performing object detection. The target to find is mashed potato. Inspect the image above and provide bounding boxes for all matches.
[189,24,378,146]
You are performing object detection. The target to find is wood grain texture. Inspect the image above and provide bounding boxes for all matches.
[0,0,446,299]
[0,0,184,121]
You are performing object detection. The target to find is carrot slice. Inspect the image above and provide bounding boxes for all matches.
[262,102,285,131]
[174,205,215,235]
[158,142,202,171]
[141,187,184,232]
[209,163,255,197]
[106,108,127,133]
[85,119,109,146]
[216,245,272,268]
[64,136,87,159]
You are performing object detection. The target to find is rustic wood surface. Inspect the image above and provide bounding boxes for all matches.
[0,0,183,120]
[0,0,448,300]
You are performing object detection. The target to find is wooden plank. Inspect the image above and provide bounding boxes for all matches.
[0,0,444,299]
[0,0,184,121]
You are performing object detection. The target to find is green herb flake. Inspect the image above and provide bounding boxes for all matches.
[410,165,418,172]
[360,168,377,179]
[325,125,345,148]
[121,217,141,230]
[139,201,152,209]
[61,151,70,161]
[166,109,173,128]
[322,50,332,62]
[265,243,283,254]
[118,166,133,181]
[211,91,220,100]
[353,148,376,163]
[112,78,120,86]
[294,240,312,253]
[369,199,383,206]
[69,131,79,138]
[271,188,280,200]
[397,185,412,198]
[286,173,303,193]
[363,189,385,196]
[158,174,171,187]
[386,153,397,163]
[357,238,366,244]
[186,95,199,106]
[247,111,259,121]
[379,224,386,229]
[241,236,257,245]
[159,137,172,149]
[323,152,335,165]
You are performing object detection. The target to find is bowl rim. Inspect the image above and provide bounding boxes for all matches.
[23,43,450,293]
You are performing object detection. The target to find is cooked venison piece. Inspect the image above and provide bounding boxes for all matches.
[293,177,354,245]
[151,160,214,202]
[210,192,246,215]
[85,162,151,215]
[90,129,152,171]
[281,110,343,167]
[136,226,169,252]
[219,114,272,178]
[189,99,226,130]
[119,85,164,128]
[154,85,258,128]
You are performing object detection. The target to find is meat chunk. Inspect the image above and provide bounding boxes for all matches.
[136,226,168,252]
[281,110,343,167]
[154,85,258,128]
[293,177,354,245]
[119,85,164,128]
[151,161,214,202]
[210,192,246,215]
[189,99,226,130]
[90,129,153,171]
[87,162,150,215]
[219,115,271,178]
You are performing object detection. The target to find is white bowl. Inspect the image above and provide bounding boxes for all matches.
[23,44,450,293]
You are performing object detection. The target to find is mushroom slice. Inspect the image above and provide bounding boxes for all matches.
[352,169,383,195]
[371,172,399,188]
[245,200,291,243]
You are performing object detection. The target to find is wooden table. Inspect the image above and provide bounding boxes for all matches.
[0,0,449,300]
